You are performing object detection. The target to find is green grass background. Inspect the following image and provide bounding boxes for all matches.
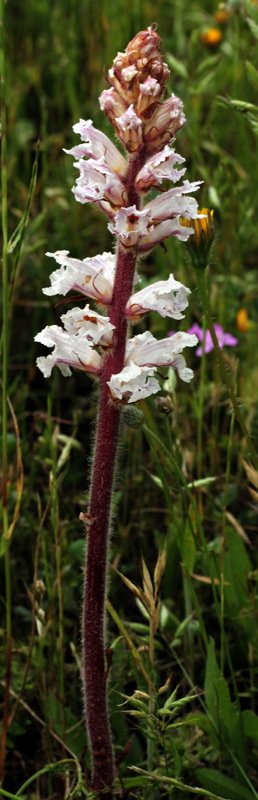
[1,0,258,797]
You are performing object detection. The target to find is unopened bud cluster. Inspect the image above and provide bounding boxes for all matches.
[36,27,203,404]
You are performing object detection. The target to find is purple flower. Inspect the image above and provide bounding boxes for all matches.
[187,323,238,356]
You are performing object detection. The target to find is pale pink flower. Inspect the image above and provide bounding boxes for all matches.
[115,105,143,152]
[138,76,162,114]
[109,181,201,251]
[144,93,186,153]
[107,363,160,404]
[35,325,102,378]
[43,251,115,304]
[61,305,115,346]
[107,329,197,403]
[135,146,186,192]
[71,156,126,214]
[126,274,191,320]
[147,181,202,221]
[64,118,127,177]
[139,217,194,251]
[121,65,138,82]
[99,88,127,128]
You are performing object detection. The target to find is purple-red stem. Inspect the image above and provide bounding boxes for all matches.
[82,151,145,796]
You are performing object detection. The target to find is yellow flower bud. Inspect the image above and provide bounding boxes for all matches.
[236,309,250,332]
[200,28,223,47]
[180,208,214,251]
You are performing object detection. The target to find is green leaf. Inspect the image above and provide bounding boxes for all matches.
[246,60,258,90]
[205,639,245,765]
[181,522,196,572]
[246,16,258,40]
[195,768,255,800]
[205,639,232,734]
[223,528,256,643]
[242,710,258,743]
[167,52,188,79]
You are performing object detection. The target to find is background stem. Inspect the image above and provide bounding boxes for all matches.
[0,0,12,781]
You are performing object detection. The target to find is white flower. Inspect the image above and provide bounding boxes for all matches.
[64,118,127,177]
[61,304,115,346]
[139,217,194,251]
[35,325,102,378]
[107,329,198,404]
[126,330,197,382]
[109,180,202,251]
[43,251,115,304]
[135,146,186,192]
[147,181,202,222]
[107,363,160,403]
[126,274,191,320]
[108,206,152,248]
[71,156,126,214]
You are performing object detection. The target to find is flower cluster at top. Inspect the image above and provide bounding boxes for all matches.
[36,27,202,404]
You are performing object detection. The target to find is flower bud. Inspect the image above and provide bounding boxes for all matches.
[108,27,170,116]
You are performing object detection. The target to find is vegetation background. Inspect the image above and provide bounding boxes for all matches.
[1,0,258,797]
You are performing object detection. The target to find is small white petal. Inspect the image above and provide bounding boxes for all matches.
[107,363,160,404]
[61,304,115,346]
[139,76,160,96]
[126,274,191,320]
[115,105,143,151]
[108,206,152,248]
[121,65,138,81]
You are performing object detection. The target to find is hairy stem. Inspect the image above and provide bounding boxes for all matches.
[82,151,145,796]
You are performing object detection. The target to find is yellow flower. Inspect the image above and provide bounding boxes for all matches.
[181,208,214,250]
[200,28,223,47]
[236,308,250,332]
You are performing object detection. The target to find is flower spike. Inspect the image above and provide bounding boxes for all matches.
[35,27,202,797]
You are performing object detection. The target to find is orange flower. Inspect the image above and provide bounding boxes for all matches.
[200,28,223,47]
[236,309,250,332]
[214,7,230,24]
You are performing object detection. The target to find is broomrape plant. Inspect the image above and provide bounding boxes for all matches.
[35,27,202,798]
